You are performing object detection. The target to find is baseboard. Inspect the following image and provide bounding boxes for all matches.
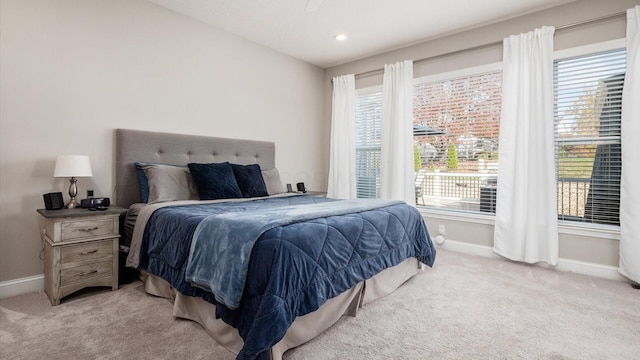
[440,239,501,259]
[0,274,44,299]
[553,258,627,282]
[440,239,627,282]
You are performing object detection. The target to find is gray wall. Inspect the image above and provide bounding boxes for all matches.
[324,0,638,267]
[0,0,326,283]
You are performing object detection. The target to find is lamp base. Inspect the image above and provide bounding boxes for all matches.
[66,198,80,209]
[67,177,79,209]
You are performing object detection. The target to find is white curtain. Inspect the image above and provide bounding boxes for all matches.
[493,27,558,265]
[380,60,415,205]
[327,74,356,199]
[619,6,640,284]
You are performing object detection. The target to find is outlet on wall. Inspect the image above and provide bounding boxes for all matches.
[438,224,445,235]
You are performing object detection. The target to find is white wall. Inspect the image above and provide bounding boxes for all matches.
[0,0,327,283]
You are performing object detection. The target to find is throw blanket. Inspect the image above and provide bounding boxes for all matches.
[186,198,401,309]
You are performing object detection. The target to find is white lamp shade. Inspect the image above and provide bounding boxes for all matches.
[53,155,93,178]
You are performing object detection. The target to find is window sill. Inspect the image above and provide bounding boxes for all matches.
[557,220,620,240]
[417,206,620,240]
[418,206,495,225]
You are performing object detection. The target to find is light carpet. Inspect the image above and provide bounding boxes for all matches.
[1,249,638,359]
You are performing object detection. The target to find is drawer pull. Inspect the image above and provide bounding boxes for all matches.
[79,227,99,232]
[79,250,98,255]
[80,270,98,276]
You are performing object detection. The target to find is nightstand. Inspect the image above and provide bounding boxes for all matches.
[304,191,327,197]
[37,206,127,305]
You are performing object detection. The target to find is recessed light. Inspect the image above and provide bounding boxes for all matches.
[334,34,347,41]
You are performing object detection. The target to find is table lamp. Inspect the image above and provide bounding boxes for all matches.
[53,155,93,208]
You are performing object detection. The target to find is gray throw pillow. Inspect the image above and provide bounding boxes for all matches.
[140,163,199,204]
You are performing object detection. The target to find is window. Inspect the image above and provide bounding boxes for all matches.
[413,65,502,213]
[554,45,625,226]
[355,89,382,199]
[354,40,625,226]
[355,64,502,214]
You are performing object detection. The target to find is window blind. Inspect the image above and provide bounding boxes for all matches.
[355,91,382,199]
[554,48,625,225]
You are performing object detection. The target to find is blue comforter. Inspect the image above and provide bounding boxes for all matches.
[186,198,402,309]
[137,195,435,360]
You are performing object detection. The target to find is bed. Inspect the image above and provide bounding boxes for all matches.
[115,129,436,360]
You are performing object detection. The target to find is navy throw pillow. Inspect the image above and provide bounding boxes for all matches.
[231,163,269,198]
[134,162,150,203]
[187,162,242,200]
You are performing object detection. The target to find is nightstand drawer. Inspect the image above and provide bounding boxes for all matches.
[60,261,112,287]
[59,218,116,241]
[42,212,120,243]
[60,240,113,265]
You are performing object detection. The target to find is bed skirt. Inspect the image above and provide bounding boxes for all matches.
[142,257,422,360]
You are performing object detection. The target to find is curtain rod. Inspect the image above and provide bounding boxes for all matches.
[352,11,626,80]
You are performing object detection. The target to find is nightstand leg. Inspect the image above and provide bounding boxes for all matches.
[44,244,61,306]
[112,238,119,290]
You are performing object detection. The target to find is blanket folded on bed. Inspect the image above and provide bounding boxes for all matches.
[185,199,401,309]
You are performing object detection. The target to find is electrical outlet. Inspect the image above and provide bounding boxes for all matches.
[438,224,445,235]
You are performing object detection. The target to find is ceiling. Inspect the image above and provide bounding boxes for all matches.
[147,0,574,68]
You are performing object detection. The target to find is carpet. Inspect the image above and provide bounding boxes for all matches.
[1,249,638,359]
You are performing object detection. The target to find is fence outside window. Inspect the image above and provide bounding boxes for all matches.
[416,172,594,220]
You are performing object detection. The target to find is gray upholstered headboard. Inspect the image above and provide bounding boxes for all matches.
[115,129,275,208]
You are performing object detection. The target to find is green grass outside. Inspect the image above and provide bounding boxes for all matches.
[558,157,594,178]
